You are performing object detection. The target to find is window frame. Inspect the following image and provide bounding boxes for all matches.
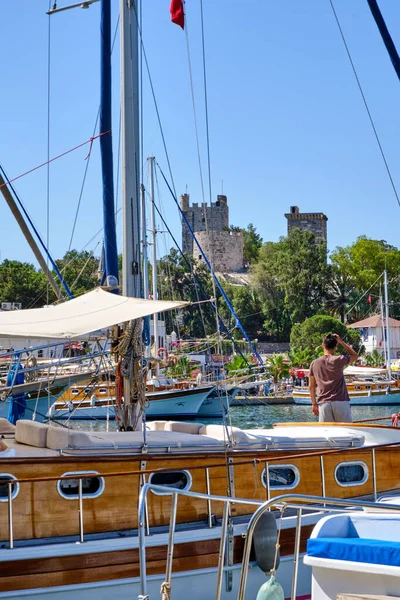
[261,464,300,491]
[0,473,19,502]
[57,470,105,500]
[334,461,369,487]
[148,470,192,496]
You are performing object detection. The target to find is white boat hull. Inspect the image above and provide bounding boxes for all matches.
[48,386,215,420]
[293,391,400,406]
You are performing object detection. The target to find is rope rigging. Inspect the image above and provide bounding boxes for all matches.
[329,0,400,209]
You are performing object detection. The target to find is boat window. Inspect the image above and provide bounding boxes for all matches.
[71,388,79,395]
[57,471,104,500]
[149,470,192,495]
[261,465,300,490]
[355,386,360,390]
[365,386,371,390]
[98,388,107,394]
[0,474,19,502]
[335,462,368,486]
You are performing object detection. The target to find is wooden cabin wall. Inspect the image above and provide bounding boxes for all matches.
[1,443,400,542]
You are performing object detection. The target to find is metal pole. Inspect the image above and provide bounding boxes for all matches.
[78,478,84,543]
[291,508,302,600]
[120,0,141,299]
[138,485,148,599]
[165,492,178,585]
[265,462,271,503]
[205,467,213,528]
[8,482,13,549]
[384,269,392,379]
[372,447,377,501]
[215,502,229,600]
[379,286,387,363]
[0,172,63,300]
[320,455,326,498]
[148,155,159,374]
[141,184,149,301]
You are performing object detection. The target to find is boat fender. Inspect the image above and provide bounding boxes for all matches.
[158,347,168,360]
[252,511,279,573]
[256,575,284,600]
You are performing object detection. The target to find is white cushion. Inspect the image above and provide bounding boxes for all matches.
[15,421,49,448]
[0,418,15,434]
[164,421,203,435]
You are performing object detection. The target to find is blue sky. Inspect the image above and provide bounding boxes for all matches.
[1,0,400,266]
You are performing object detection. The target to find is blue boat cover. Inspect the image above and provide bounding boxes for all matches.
[307,537,400,567]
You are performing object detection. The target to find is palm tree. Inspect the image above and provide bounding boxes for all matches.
[364,349,385,368]
[266,354,290,382]
[288,348,314,369]
[225,354,250,374]
[324,269,355,323]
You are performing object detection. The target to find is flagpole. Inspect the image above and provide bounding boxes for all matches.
[384,270,392,379]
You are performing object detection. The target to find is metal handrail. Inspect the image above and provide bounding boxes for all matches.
[137,483,400,600]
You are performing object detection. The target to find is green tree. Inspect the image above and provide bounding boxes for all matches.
[290,315,363,355]
[324,267,355,323]
[251,229,329,340]
[330,237,400,321]
[0,260,48,308]
[288,348,315,369]
[266,354,290,382]
[243,223,263,265]
[54,250,99,297]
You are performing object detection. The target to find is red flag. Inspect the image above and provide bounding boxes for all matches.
[367,295,371,304]
[170,0,184,29]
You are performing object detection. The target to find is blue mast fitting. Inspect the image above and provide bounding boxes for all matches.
[0,165,73,299]
[157,165,264,367]
[100,0,119,289]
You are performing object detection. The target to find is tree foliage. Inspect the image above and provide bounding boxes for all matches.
[0,260,48,308]
[290,315,362,355]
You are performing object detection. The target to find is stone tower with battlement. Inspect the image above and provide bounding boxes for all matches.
[180,193,244,272]
[284,206,328,242]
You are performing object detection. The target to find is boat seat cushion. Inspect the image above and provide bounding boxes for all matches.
[0,418,16,434]
[164,421,203,435]
[146,421,168,431]
[46,427,114,449]
[15,420,49,448]
[307,536,400,567]
[199,424,259,445]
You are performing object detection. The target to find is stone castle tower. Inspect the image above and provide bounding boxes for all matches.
[180,193,244,272]
[284,206,328,241]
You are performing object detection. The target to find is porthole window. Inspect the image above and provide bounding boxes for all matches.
[261,465,300,490]
[0,474,19,502]
[149,470,192,495]
[71,388,79,395]
[335,462,368,486]
[355,386,360,390]
[98,388,107,394]
[57,471,105,500]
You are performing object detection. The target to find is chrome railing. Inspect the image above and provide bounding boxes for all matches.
[138,484,400,600]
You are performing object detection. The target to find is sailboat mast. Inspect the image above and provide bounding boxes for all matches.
[384,269,392,379]
[120,0,141,298]
[148,156,159,370]
[379,285,387,363]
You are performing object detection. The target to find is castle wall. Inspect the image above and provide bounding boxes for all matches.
[180,194,229,255]
[285,207,327,242]
[194,231,244,273]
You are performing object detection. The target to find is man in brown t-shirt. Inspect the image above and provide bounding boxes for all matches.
[309,333,358,423]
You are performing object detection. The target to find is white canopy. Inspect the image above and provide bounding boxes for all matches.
[0,288,187,339]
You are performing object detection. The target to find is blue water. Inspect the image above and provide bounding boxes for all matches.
[70,404,400,432]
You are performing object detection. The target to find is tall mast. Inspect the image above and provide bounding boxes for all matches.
[148,156,159,370]
[100,0,119,287]
[384,269,392,379]
[379,284,387,363]
[140,184,149,300]
[120,0,141,298]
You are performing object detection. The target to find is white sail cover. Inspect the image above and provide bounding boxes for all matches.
[0,288,187,339]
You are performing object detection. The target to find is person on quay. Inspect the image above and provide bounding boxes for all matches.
[309,333,358,423]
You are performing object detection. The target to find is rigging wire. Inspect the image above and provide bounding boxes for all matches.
[329,0,400,208]
[46,0,52,306]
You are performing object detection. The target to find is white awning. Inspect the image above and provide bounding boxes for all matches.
[0,288,187,339]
